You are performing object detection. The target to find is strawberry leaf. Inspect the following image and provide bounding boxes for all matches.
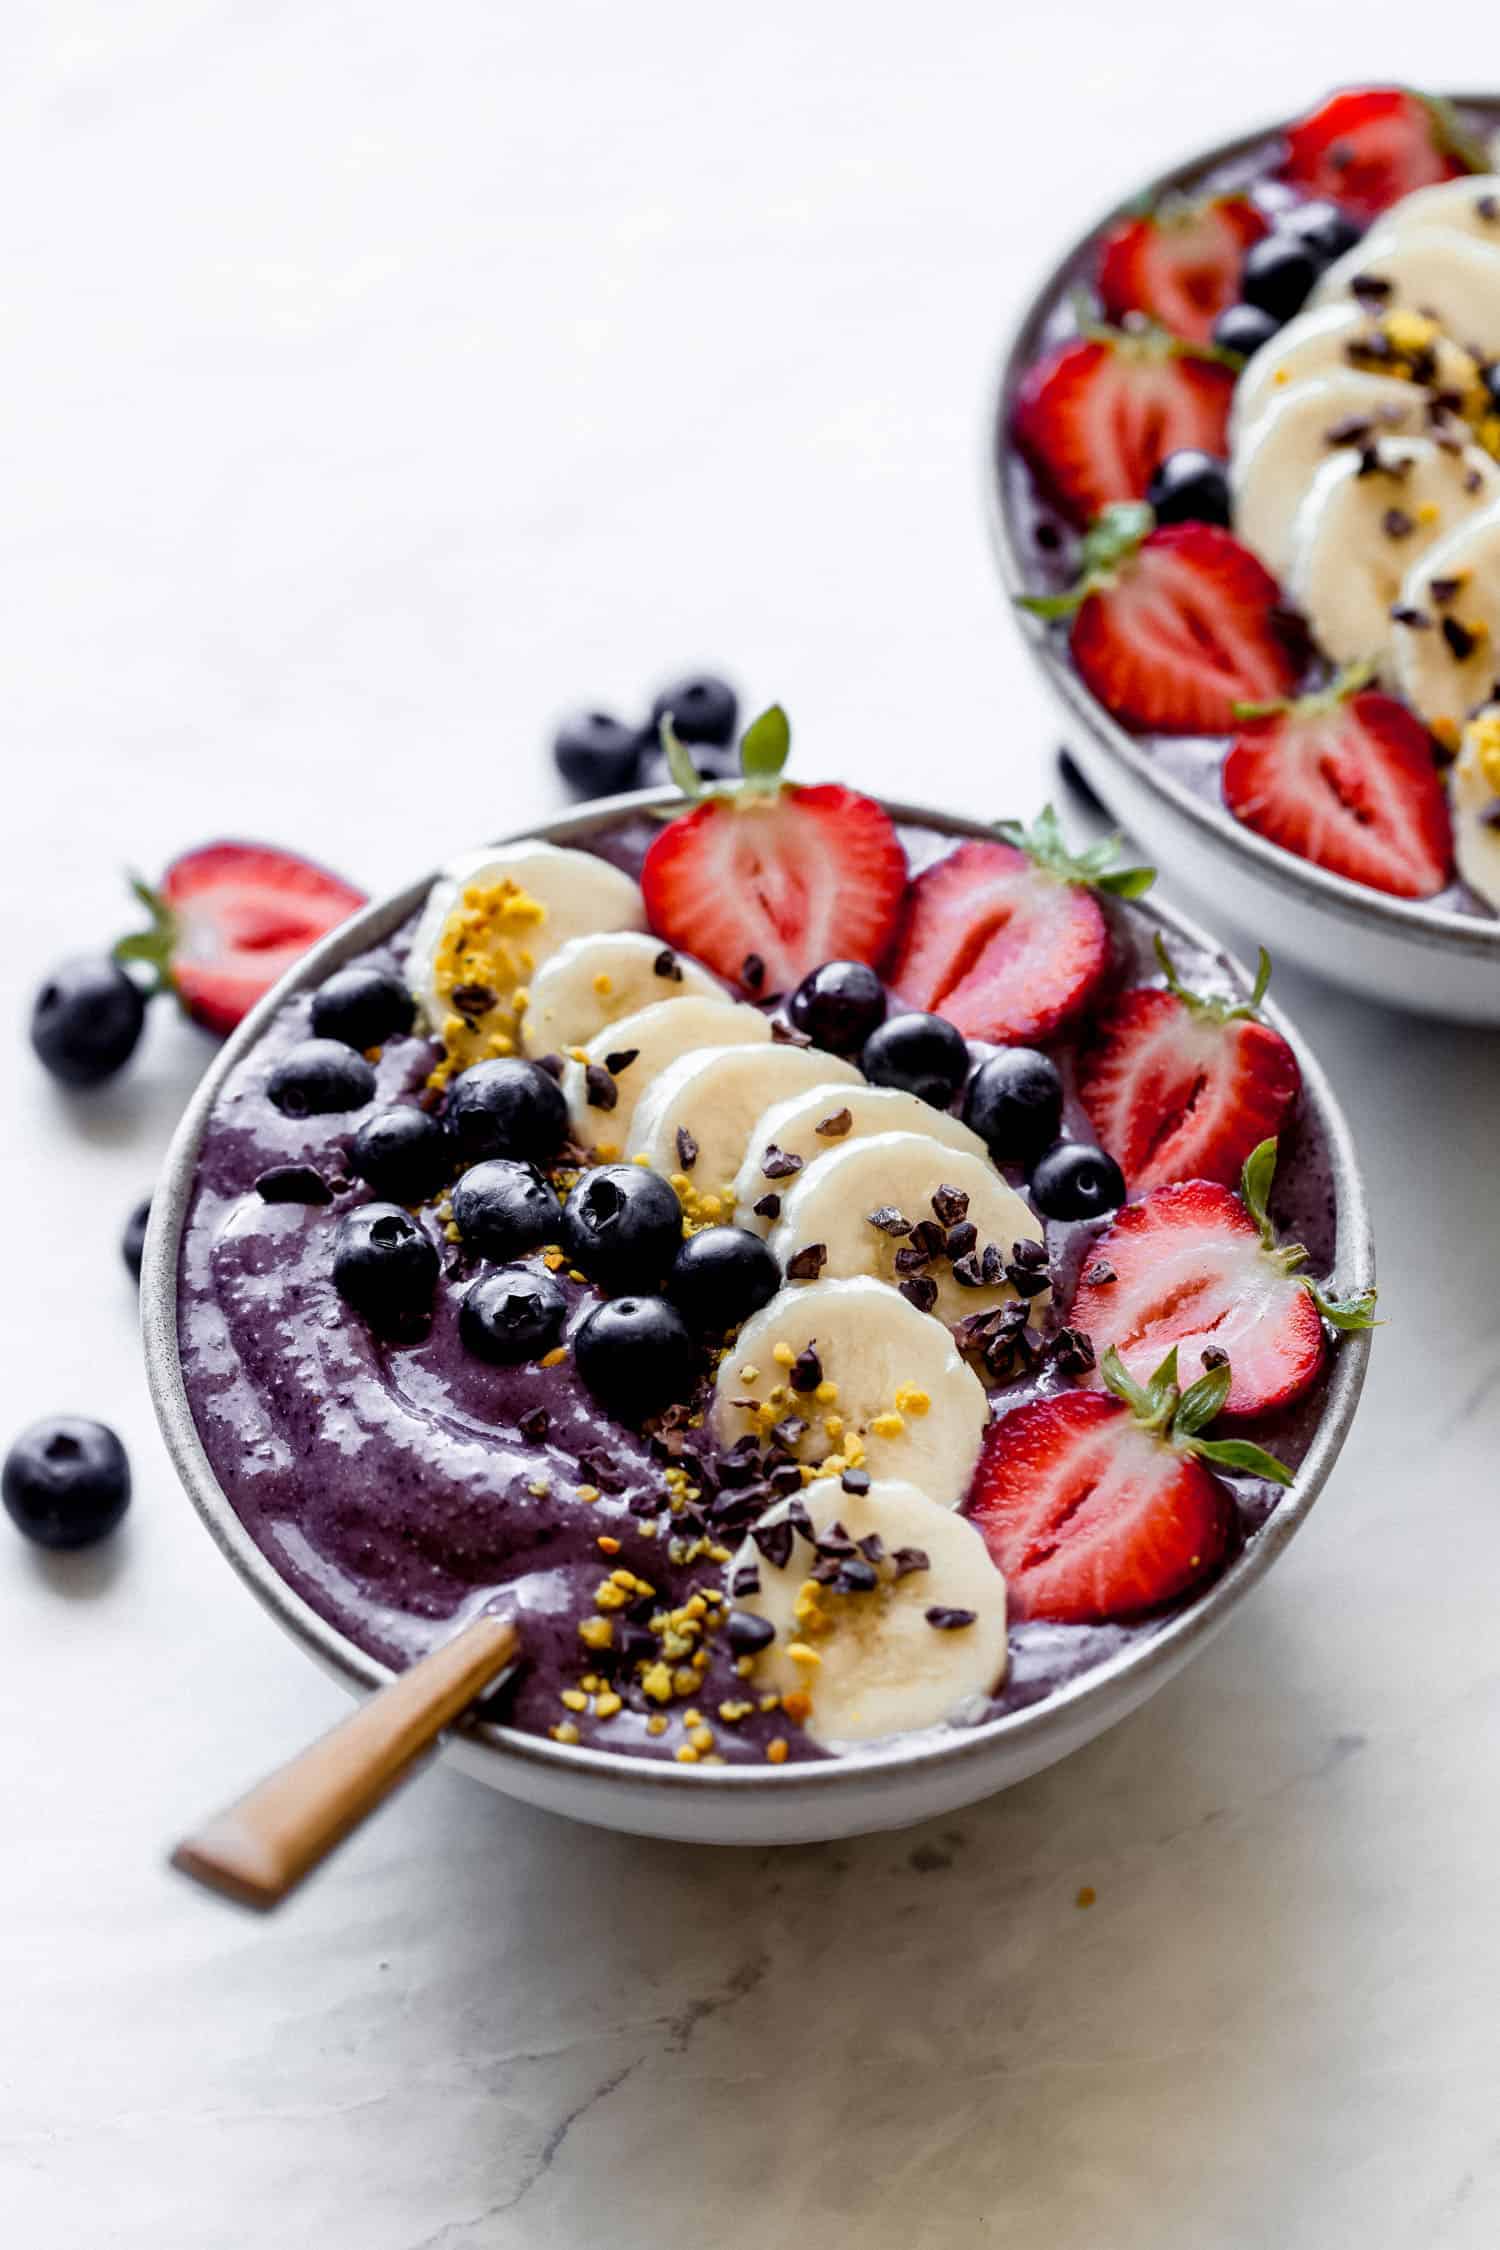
[994,803,1155,900]
[738,703,792,788]
[1143,1346,1181,1427]
[1305,1280,1380,1331]
[659,715,705,804]
[1018,500,1154,622]
[1239,1135,1280,1247]
[1173,1360,1232,1439]
[1153,933,1274,1023]
[1417,91,1490,175]
[1189,1436,1294,1487]
[1099,1345,1155,1421]
[112,874,177,999]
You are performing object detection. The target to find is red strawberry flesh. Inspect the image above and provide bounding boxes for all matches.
[1077,987,1301,1194]
[885,837,1109,1043]
[1098,196,1267,345]
[163,843,366,1034]
[1069,1180,1324,1417]
[1281,86,1466,224]
[1013,336,1235,526]
[967,1390,1232,1623]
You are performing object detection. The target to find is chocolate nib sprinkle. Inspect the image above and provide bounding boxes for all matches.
[908,1219,947,1259]
[751,1519,795,1571]
[786,1242,827,1280]
[1085,1261,1116,1286]
[728,1561,761,1599]
[726,1608,776,1654]
[867,1204,911,1236]
[1478,193,1500,222]
[603,1047,639,1076]
[893,1244,932,1275]
[892,1546,930,1580]
[1390,604,1430,629]
[519,1407,550,1443]
[931,1184,969,1228]
[767,1461,805,1495]
[1382,507,1414,539]
[1325,414,1374,445]
[945,1220,978,1262]
[844,1471,874,1499]
[1429,576,1462,607]
[1052,1327,1096,1375]
[790,1346,822,1392]
[534,1050,566,1079]
[835,1558,879,1595]
[980,1243,1006,1286]
[771,1018,812,1047]
[752,1192,782,1222]
[741,953,766,992]
[255,1164,333,1205]
[676,1125,699,1170]
[899,1275,938,1314]
[761,1143,804,1180]
[772,1416,808,1448]
[814,1108,853,1138]
[450,982,496,1018]
[784,1497,815,1544]
[1442,616,1478,661]
[583,1062,618,1110]
[1201,1345,1230,1370]
[1350,273,1392,307]
[815,1520,857,1558]
[653,947,683,981]
[926,1606,977,1631]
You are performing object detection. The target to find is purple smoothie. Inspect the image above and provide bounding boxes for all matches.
[176,813,1350,1767]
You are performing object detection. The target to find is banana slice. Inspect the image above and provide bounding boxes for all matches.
[407,842,644,1079]
[731,1082,990,1235]
[1231,370,1428,579]
[726,1476,1007,1745]
[769,1132,1048,1333]
[1390,498,1500,742]
[1288,433,1500,672]
[562,997,770,1157]
[1451,705,1500,908]
[1310,226,1500,359]
[1353,175,1500,249]
[713,1276,989,1509]
[523,931,722,1057]
[1230,301,1480,448]
[626,1043,862,1216]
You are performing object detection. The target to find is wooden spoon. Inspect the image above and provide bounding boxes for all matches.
[171,1612,520,1910]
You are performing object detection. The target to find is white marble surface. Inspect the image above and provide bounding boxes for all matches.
[3,4,1500,2243]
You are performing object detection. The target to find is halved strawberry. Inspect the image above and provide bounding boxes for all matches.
[116,843,366,1034]
[885,807,1152,1044]
[640,703,906,993]
[1012,324,1235,526]
[1023,504,1298,735]
[1222,671,1453,899]
[968,1345,1288,1623]
[1098,194,1267,346]
[1076,937,1301,1194]
[1069,1139,1375,1418]
[1281,87,1484,225]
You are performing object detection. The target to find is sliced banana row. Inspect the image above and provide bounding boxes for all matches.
[727,1475,1007,1745]
[1311,226,1500,360]
[1228,302,1480,448]
[1367,175,1500,248]
[1389,498,1500,742]
[713,1276,989,1510]
[730,1081,989,1236]
[626,1043,862,1207]
[563,997,770,1155]
[522,930,722,1056]
[1231,370,1426,580]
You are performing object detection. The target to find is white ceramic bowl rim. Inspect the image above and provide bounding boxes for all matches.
[983,93,1500,964]
[141,790,1375,1801]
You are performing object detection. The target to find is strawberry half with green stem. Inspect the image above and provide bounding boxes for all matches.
[1021,502,1299,735]
[1076,935,1301,1195]
[885,805,1152,1045]
[1223,665,1453,900]
[1069,1136,1376,1419]
[640,704,906,995]
[1012,319,1236,526]
[1280,86,1487,225]
[1098,193,1267,346]
[969,1343,1289,1623]
[115,842,366,1035]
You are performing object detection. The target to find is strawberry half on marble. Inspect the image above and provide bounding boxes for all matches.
[1097,194,1267,346]
[1013,322,1236,526]
[1222,669,1454,900]
[1069,1137,1376,1419]
[885,806,1153,1044]
[641,704,906,994]
[969,1344,1289,1623]
[1076,936,1301,1194]
[115,843,367,1035]
[1021,503,1298,735]
[1280,85,1486,225]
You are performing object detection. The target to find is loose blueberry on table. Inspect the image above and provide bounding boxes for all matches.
[174,702,1372,1770]
[1009,84,1500,915]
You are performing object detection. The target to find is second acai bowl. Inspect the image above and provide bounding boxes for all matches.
[145,713,1375,1844]
[992,84,1500,1021]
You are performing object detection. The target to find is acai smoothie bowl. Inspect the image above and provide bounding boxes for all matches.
[144,712,1375,1845]
[990,84,1500,1021]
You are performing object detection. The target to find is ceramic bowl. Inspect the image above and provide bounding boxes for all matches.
[142,793,1374,1846]
[985,101,1500,1024]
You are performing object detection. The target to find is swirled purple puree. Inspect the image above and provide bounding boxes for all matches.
[177,814,1344,1767]
[999,111,1497,921]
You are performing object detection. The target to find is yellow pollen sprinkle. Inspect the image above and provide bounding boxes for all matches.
[594,1585,627,1611]
[1434,716,1461,751]
[766,1384,788,1406]
[1469,712,1500,790]
[894,1384,931,1416]
[646,1713,668,1736]
[822,1414,844,1441]
[689,1725,715,1753]
[443,1222,461,1244]
[782,1689,813,1723]
[577,1484,601,1505]
[773,1342,796,1366]
[698,1195,723,1220]
[539,1346,567,1369]
[512,987,528,1012]
[718,1700,753,1723]
[1417,502,1440,526]
[632,1152,652,1167]
[592,972,613,995]
[815,1380,839,1405]
[739,1364,760,1385]
[550,1722,580,1746]
[766,1737,789,1764]
[641,1662,673,1703]
[568,1046,589,1063]
[597,1534,621,1555]
[560,1689,588,1712]
[786,1641,822,1669]
[759,1692,780,1710]
[869,1411,905,1439]
[527,1478,550,1498]
[675,1745,700,1764]
[673,1666,700,1697]
[595,1691,622,1719]
[578,1616,614,1649]
[844,1431,866,1467]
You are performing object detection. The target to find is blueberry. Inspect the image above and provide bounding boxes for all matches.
[787,960,887,1054]
[458,1267,567,1365]
[560,1164,683,1293]
[1145,449,1231,529]
[122,1198,151,1283]
[666,1225,781,1333]
[649,673,739,747]
[574,1296,696,1421]
[30,956,146,1089]
[350,1105,452,1203]
[963,1049,1064,1164]
[3,1417,131,1549]
[268,1038,376,1118]
[552,710,644,799]
[1029,1141,1126,1221]
[1239,235,1321,324]
[861,1012,970,1109]
[451,1159,562,1259]
[444,1058,569,1165]
[1211,302,1282,360]
[332,1204,439,1331]
[1281,199,1362,265]
[310,965,415,1051]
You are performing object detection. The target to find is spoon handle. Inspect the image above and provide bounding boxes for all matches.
[170,1612,520,1910]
